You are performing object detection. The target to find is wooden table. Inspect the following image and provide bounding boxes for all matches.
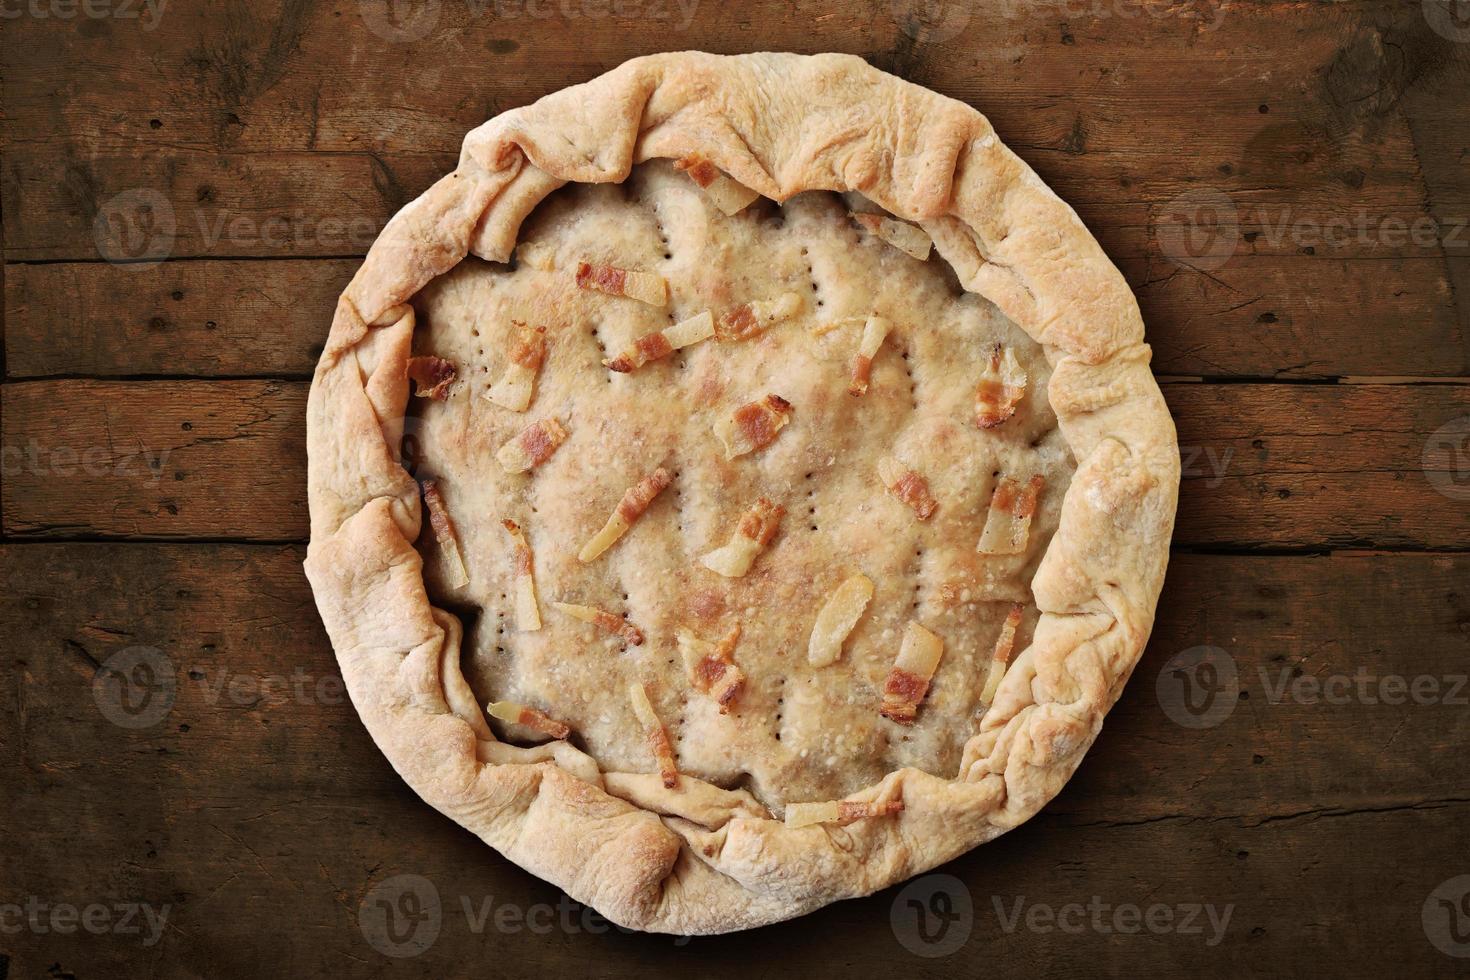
[4,2,1468,975]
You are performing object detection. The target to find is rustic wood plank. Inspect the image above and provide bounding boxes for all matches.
[6,251,1466,380]
[4,379,1469,546]
[2,544,1465,973]
[4,0,1466,261]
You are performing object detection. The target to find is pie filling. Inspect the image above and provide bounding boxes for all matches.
[403,159,1074,811]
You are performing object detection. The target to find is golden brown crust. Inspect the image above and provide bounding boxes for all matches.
[305,52,1179,936]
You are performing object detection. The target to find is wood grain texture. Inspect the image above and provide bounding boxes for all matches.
[2,544,1466,974]
[4,379,1468,547]
[6,253,1466,380]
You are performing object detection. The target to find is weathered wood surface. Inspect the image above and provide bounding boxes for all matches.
[3,0,1469,976]
[7,254,1466,380]
[4,379,1468,547]
[3,544,1467,975]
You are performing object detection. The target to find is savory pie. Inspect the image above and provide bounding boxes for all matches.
[304,51,1179,934]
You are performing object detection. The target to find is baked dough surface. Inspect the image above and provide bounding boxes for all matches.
[304,51,1179,934]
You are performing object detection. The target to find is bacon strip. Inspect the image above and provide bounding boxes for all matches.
[575,261,668,307]
[716,293,803,341]
[579,467,672,562]
[486,700,570,740]
[486,322,547,412]
[675,154,761,215]
[420,479,468,589]
[974,343,1028,428]
[407,355,457,400]
[605,310,714,372]
[981,604,1024,704]
[552,601,645,646]
[880,621,945,725]
[977,474,1044,555]
[848,314,892,396]
[678,624,745,714]
[700,498,784,578]
[495,417,568,474]
[808,573,874,667]
[785,799,905,829]
[850,211,933,260]
[501,519,541,631]
[628,682,680,788]
[715,394,792,459]
[878,457,938,520]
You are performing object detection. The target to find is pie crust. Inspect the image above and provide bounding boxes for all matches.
[304,51,1179,934]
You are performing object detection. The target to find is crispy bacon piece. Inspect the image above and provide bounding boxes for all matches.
[628,682,680,788]
[486,322,547,412]
[678,624,745,714]
[575,261,668,308]
[605,310,714,372]
[701,498,784,578]
[407,355,457,400]
[850,211,933,260]
[716,293,803,341]
[496,417,568,474]
[808,573,874,667]
[880,621,945,725]
[486,700,570,740]
[878,457,938,521]
[420,479,468,589]
[675,154,761,215]
[500,519,541,631]
[981,604,1024,705]
[974,344,1028,428]
[579,467,672,562]
[784,798,905,829]
[552,601,645,646]
[848,314,893,396]
[715,394,792,459]
[977,474,1044,555]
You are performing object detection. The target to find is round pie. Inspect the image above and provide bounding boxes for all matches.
[304,51,1180,934]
